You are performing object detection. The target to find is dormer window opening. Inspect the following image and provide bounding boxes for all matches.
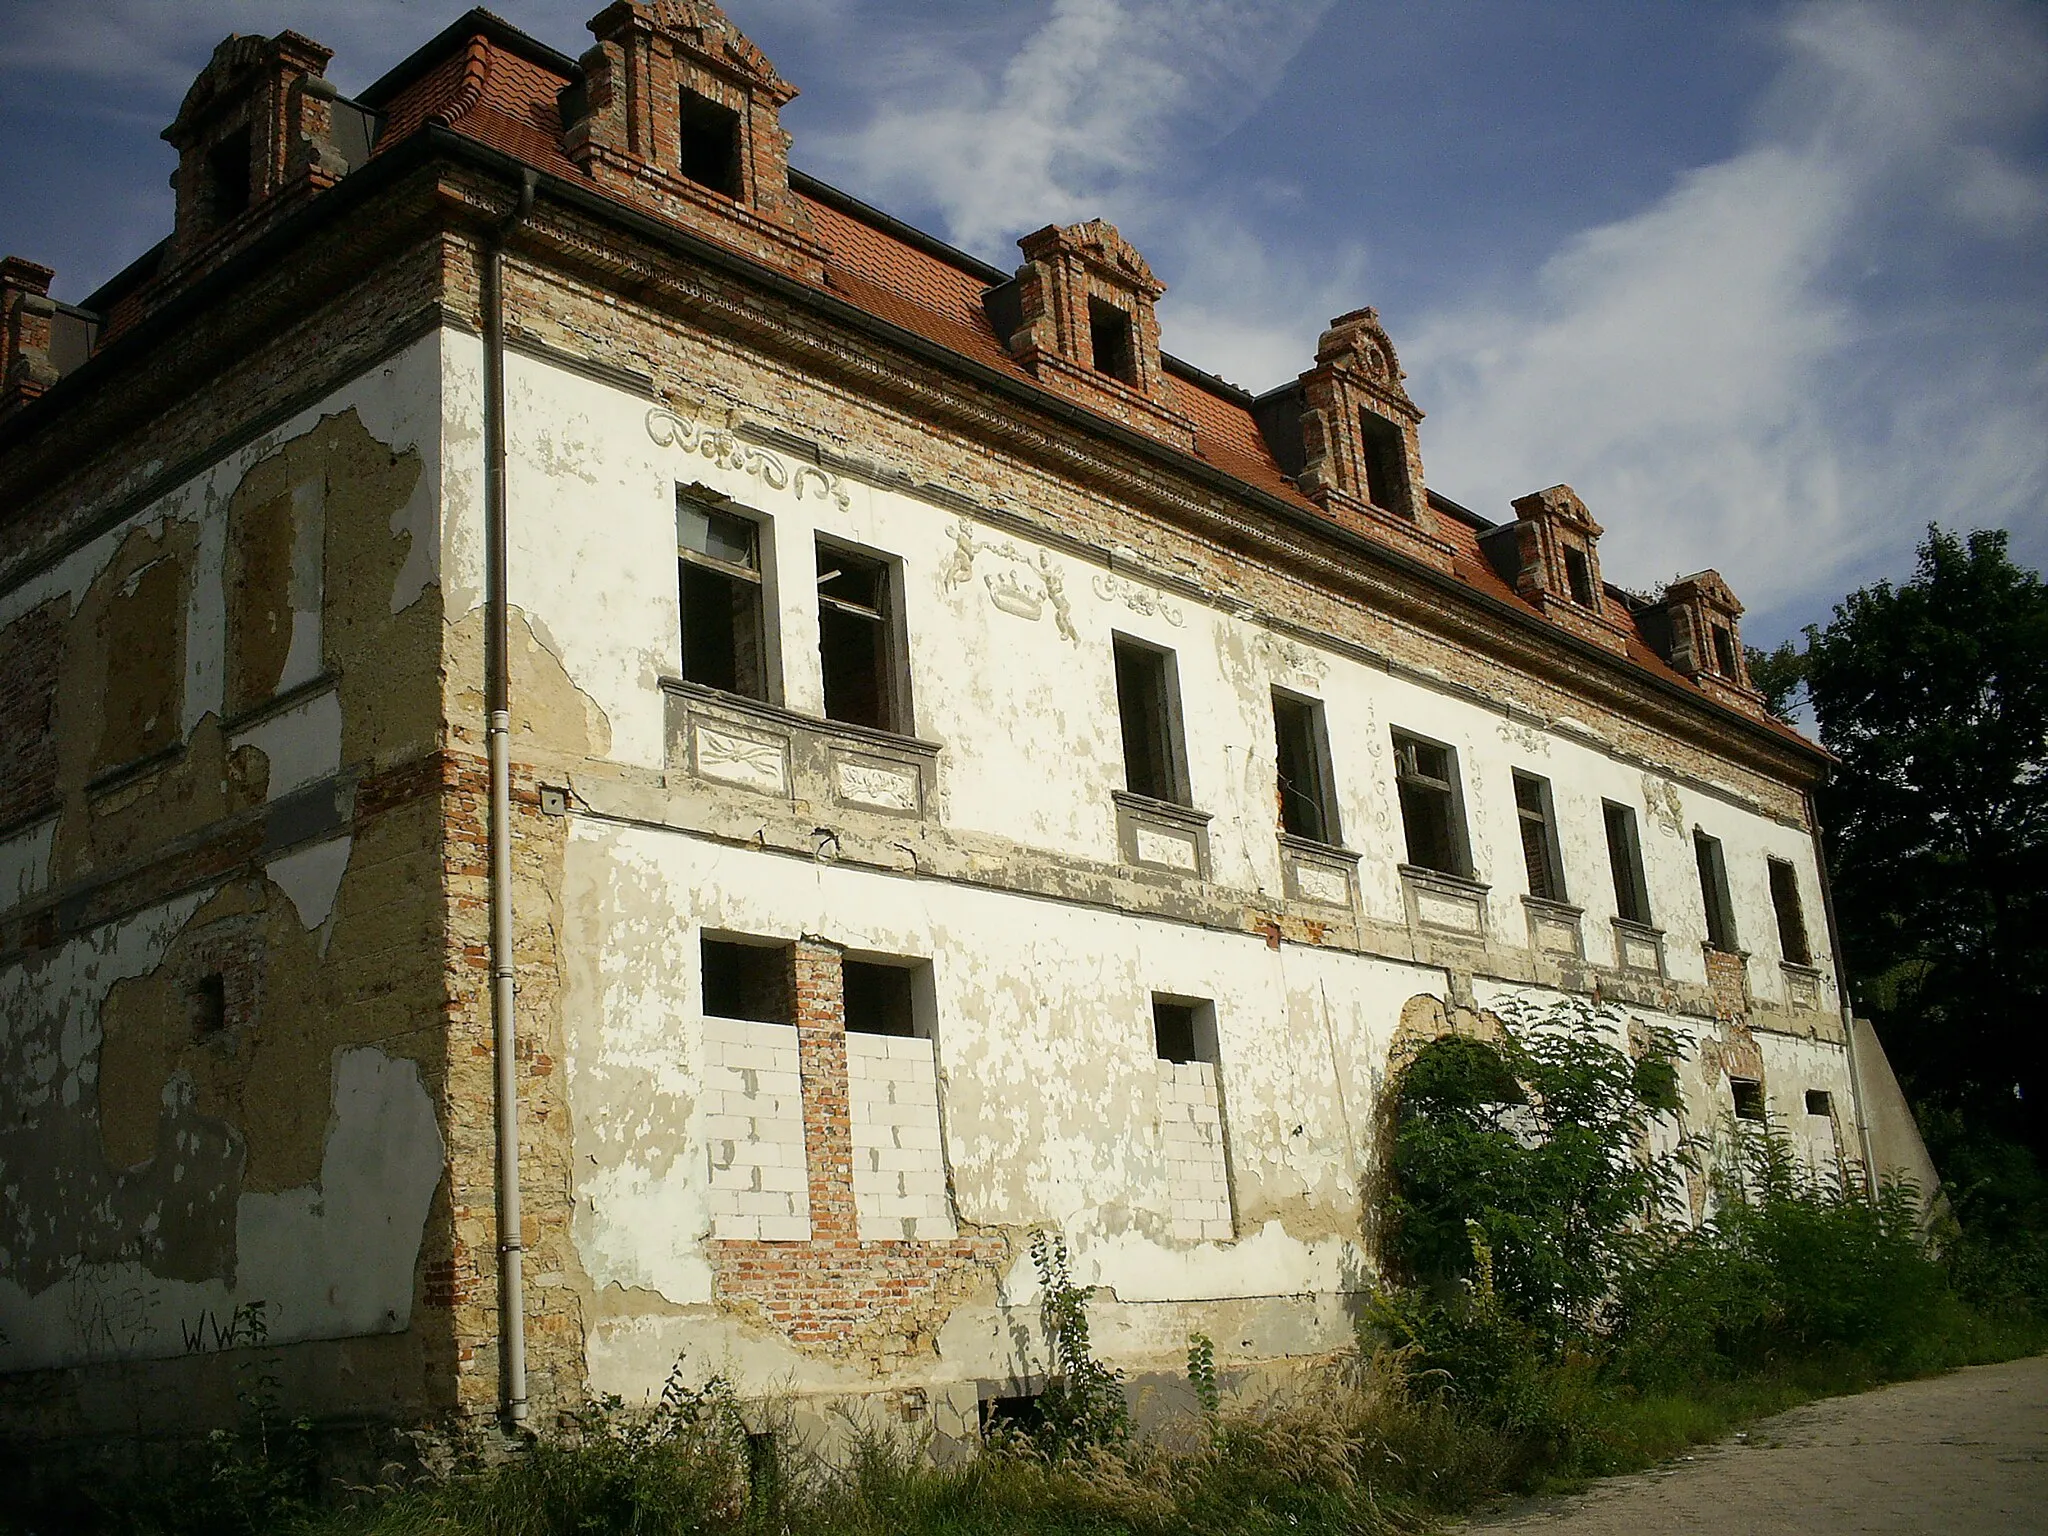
[1564,546,1596,607]
[1710,622,1738,677]
[207,127,254,225]
[1358,409,1407,516]
[1088,297,1135,382]
[677,88,742,198]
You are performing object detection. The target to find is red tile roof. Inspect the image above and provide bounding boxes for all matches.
[359,29,1811,753]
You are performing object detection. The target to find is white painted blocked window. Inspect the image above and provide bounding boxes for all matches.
[845,957,953,1240]
[701,933,807,1241]
[701,1015,810,1242]
[1153,996,1234,1243]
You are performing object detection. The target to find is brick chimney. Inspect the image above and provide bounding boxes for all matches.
[162,31,348,269]
[560,0,822,279]
[0,258,59,421]
[1254,308,1453,572]
[1652,570,1761,709]
[987,219,1195,450]
[1500,484,1632,655]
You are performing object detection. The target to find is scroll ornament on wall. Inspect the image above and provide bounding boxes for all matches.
[1094,570,1184,627]
[938,521,1078,643]
[646,408,850,509]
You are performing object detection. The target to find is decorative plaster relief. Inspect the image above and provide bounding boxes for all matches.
[1615,922,1665,975]
[692,721,791,798]
[1642,774,1685,838]
[1134,824,1200,871]
[646,408,851,509]
[1094,570,1184,627]
[938,521,1078,642]
[1256,633,1326,684]
[1782,964,1822,1013]
[1292,862,1352,908]
[834,755,919,814]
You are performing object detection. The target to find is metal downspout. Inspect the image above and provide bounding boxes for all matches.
[484,167,537,1425]
[1806,786,1881,1198]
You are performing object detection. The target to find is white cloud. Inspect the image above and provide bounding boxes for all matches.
[809,0,1335,252]
[1404,0,2048,631]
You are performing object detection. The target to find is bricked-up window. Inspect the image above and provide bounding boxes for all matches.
[1710,622,1738,677]
[1806,1089,1833,1117]
[1694,831,1738,951]
[1731,1077,1766,1122]
[1088,297,1136,382]
[677,88,742,197]
[1564,546,1597,607]
[1113,635,1191,805]
[842,960,917,1037]
[1513,771,1567,902]
[1152,996,1216,1064]
[679,495,768,699]
[1392,730,1470,877]
[1358,410,1408,517]
[817,541,906,733]
[1273,691,1339,844]
[207,127,253,225]
[1604,801,1652,926]
[1769,857,1813,966]
[701,935,792,1024]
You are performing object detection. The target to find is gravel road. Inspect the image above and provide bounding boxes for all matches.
[1461,1354,2048,1535]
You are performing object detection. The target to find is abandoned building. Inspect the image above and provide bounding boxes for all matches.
[0,1,1937,1453]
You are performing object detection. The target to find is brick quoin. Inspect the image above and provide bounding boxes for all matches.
[712,939,1004,1356]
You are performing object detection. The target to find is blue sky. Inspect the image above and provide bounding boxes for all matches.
[2,0,2042,645]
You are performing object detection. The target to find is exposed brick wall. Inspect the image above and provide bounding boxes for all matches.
[1706,947,1751,1022]
[712,939,1006,1361]
[0,597,62,813]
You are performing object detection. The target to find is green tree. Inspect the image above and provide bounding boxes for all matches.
[1803,527,2048,1153]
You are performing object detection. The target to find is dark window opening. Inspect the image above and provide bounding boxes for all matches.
[1393,731,1466,876]
[1805,1089,1833,1117]
[1731,1077,1766,1122]
[1710,622,1738,677]
[678,89,742,197]
[746,1431,782,1515]
[1695,831,1738,951]
[1514,771,1566,902]
[1564,546,1597,607]
[1113,637,1188,805]
[817,542,902,732]
[843,960,917,1037]
[1273,692,1338,844]
[1358,410,1408,517]
[701,936,792,1023]
[1152,999,1199,1064]
[1088,297,1135,382]
[679,496,767,699]
[192,973,227,1039]
[1604,802,1651,925]
[981,1393,1044,1439]
[1769,858,1812,966]
[207,128,253,225]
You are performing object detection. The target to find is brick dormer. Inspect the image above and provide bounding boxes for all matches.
[1651,570,1761,710]
[1,259,58,421]
[1500,484,1633,655]
[1254,308,1454,573]
[560,0,824,280]
[162,32,350,271]
[985,219,1196,451]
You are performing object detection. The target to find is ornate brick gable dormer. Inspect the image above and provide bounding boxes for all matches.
[1504,484,1633,656]
[990,219,1196,451]
[1266,308,1455,574]
[0,259,58,422]
[1653,570,1763,711]
[161,32,350,273]
[561,0,825,281]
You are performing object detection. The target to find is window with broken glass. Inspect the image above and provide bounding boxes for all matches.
[816,540,906,733]
[678,494,768,700]
[1769,858,1812,966]
[1694,830,1739,951]
[1604,801,1652,926]
[1513,770,1567,902]
[1273,691,1339,845]
[1393,731,1469,877]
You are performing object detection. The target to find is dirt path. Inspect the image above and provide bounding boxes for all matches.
[1462,1355,2048,1535]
